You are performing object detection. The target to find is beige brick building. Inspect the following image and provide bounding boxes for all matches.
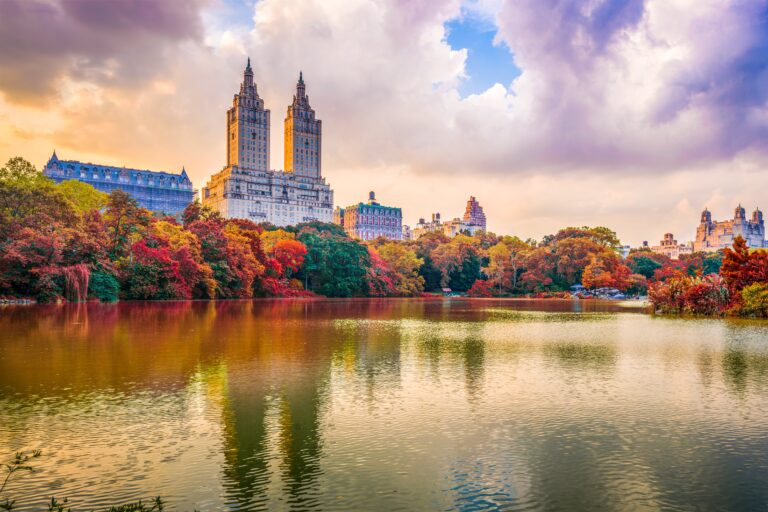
[203,61,333,226]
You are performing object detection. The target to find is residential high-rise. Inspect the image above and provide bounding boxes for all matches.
[412,196,487,239]
[226,58,271,171]
[651,233,693,259]
[463,196,487,232]
[334,191,402,240]
[203,62,333,226]
[284,72,322,179]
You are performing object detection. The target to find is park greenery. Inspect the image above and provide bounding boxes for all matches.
[1,156,766,316]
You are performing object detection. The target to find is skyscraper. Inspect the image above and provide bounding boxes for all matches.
[284,72,322,178]
[226,58,271,172]
[203,62,333,226]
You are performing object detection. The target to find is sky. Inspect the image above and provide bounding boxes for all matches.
[0,0,767,246]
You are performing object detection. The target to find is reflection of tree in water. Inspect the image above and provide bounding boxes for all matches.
[545,342,617,370]
[722,348,768,395]
[461,336,485,401]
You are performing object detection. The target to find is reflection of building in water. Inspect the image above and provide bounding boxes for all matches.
[211,302,331,508]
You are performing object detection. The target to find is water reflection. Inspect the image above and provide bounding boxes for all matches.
[1,299,768,511]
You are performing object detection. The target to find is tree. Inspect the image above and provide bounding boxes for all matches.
[0,158,77,236]
[626,254,663,279]
[56,180,108,212]
[430,234,482,291]
[104,190,151,260]
[375,242,425,296]
[485,242,510,294]
[297,231,369,297]
[272,239,307,276]
[554,237,603,287]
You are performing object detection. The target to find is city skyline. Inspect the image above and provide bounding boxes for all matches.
[1,0,767,245]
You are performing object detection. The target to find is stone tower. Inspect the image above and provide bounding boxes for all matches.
[227,58,271,171]
[284,72,322,178]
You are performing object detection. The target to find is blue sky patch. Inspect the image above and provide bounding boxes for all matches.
[445,14,521,97]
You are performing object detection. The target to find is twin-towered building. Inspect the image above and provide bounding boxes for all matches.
[41,61,492,237]
[201,60,333,226]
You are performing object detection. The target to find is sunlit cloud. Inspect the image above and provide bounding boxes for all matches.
[1,0,767,245]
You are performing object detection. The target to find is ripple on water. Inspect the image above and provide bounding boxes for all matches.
[2,301,768,511]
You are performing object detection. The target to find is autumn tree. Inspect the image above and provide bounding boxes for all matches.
[104,190,151,260]
[376,242,425,296]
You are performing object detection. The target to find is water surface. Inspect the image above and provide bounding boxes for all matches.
[1,299,768,511]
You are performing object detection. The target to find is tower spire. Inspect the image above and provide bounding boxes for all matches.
[296,71,306,101]
[243,57,254,88]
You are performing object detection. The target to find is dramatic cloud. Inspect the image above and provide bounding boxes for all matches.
[0,0,767,244]
[0,0,207,103]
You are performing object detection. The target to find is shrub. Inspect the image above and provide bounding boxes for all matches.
[649,275,729,315]
[739,283,768,317]
[467,279,494,297]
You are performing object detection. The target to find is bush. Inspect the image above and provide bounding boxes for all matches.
[649,275,729,315]
[739,283,768,317]
[467,279,494,297]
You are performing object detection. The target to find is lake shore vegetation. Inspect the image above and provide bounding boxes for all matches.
[2,156,764,314]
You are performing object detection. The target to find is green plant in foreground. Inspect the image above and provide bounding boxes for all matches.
[0,450,42,511]
[48,496,164,512]
[2,451,173,512]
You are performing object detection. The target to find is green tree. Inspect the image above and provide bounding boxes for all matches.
[56,180,108,212]
[298,231,369,297]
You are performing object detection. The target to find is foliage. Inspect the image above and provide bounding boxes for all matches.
[430,234,482,291]
[740,283,768,317]
[649,275,730,315]
[467,279,495,297]
[298,229,369,297]
[375,242,424,296]
[56,180,108,212]
[4,155,767,309]
[1,450,42,510]
[89,271,120,302]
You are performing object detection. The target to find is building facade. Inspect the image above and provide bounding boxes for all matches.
[694,205,766,252]
[335,191,402,240]
[202,62,333,226]
[651,233,694,259]
[463,196,486,232]
[42,151,194,215]
[412,196,488,239]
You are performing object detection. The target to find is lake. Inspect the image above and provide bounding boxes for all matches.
[1,299,768,511]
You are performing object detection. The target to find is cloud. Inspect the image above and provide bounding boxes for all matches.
[1,0,767,245]
[0,0,207,103]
